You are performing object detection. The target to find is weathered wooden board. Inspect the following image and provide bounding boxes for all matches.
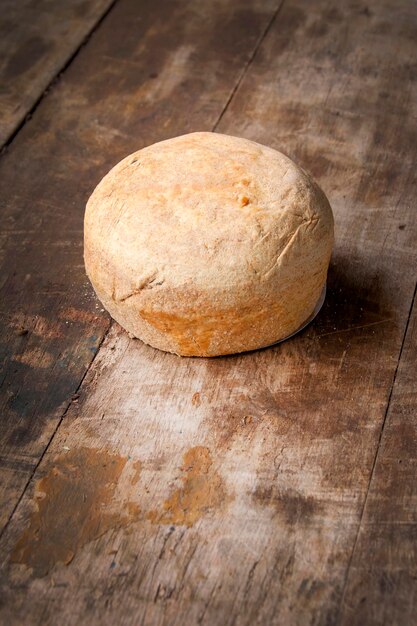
[0,0,416,624]
[0,0,281,531]
[339,289,417,626]
[0,0,116,147]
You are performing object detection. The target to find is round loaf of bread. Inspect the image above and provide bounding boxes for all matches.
[84,132,334,356]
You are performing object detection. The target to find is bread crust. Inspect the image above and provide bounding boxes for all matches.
[84,132,334,356]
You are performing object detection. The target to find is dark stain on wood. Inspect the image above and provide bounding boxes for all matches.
[306,19,329,39]
[7,422,45,448]
[3,36,52,79]
[253,486,322,526]
[322,7,343,23]
[10,448,139,577]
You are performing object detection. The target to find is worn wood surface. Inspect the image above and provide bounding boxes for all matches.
[0,0,416,624]
[0,0,116,147]
[339,287,417,626]
[0,0,281,531]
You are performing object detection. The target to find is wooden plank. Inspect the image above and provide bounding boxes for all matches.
[339,288,417,626]
[1,0,416,624]
[0,0,116,148]
[0,0,281,532]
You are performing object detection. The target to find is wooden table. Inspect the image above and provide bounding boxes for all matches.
[0,0,416,624]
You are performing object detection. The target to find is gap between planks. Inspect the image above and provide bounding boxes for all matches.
[0,320,111,542]
[212,0,286,132]
[0,0,120,154]
[336,278,417,619]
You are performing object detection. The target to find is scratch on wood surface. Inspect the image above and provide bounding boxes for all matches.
[317,318,394,338]
[59,307,103,324]
[147,447,230,527]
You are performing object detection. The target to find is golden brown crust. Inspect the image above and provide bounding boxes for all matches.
[84,132,334,356]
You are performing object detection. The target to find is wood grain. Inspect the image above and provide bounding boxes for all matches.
[0,0,116,147]
[339,288,417,625]
[1,0,416,624]
[0,0,281,531]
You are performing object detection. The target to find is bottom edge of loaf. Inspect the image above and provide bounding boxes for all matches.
[125,284,327,358]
